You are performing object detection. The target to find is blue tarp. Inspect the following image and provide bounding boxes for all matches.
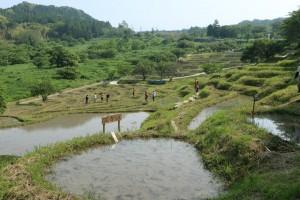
[147,80,166,85]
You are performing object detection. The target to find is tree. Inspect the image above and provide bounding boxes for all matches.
[132,59,154,80]
[118,20,129,28]
[31,80,56,101]
[147,52,177,78]
[177,39,195,49]
[107,68,118,80]
[101,48,117,58]
[171,48,186,58]
[0,82,6,114]
[117,64,132,77]
[281,8,300,46]
[147,52,177,63]
[207,19,220,38]
[241,39,283,63]
[33,54,50,68]
[49,45,80,68]
[201,63,222,74]
[155,62,180,80]
[57,67,79,79]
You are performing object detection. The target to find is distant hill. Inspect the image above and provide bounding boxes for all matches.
[0,1,114,40]
[238,18,285,27]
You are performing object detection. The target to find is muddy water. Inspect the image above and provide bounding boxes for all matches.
[188,96,251,130]
[252,114,300,144]
[47,139,223,200]
[0,112,149,155]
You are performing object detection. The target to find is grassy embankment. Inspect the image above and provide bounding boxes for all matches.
[0,55,299,199]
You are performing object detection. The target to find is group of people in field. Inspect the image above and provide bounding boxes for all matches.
[132,87,156,102]
[143,90,156,102]
[85,92,110,104]
[84,87,157,105]
[84,65,300,105]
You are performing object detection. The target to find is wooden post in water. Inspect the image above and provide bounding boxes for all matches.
[252,94,258,118]
[103,124,105,133]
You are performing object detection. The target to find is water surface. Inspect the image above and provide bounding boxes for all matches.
[252,114,300,144]
[0,112,149,155]
[47,139,223,200]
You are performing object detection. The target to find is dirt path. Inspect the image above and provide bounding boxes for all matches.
[20,82,104,104]
[19,67,237,104]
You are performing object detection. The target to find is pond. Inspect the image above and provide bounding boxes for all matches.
[252,114,300,144]
[46,139,223,200]
[188,96,251,130]
[0,112,149,155]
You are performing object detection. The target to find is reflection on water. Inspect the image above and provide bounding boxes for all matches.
[46,139,223,200]
[252,114,300,144]
[0,112,149,155]
[188,96,251,130]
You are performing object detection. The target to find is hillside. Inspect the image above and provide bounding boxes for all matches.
[0,1,114,40]
[238,18,285,27]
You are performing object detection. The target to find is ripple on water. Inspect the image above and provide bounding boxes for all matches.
[0,112,149,155]
[46,139,223,200]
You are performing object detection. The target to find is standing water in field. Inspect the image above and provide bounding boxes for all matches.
[252,114,300,144]
[0,112,149,155]
[188,96,251,130]
[46,139,223,200]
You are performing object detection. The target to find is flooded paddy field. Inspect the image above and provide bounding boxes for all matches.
[46,139,223,200]
[0,112,149,155]
[252,114,300,144]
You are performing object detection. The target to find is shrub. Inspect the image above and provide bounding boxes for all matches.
[57,67,79,80]
[210,73,222,79]
[201,63,222,74]
[199,88,210,98]
[241,87,259,96]
[239,77,264,87]
[261,86,296,105]
[256,71,282,78]
[208,79,220,87]
[217,81,232,90]
[277,60,298,67]
[227,74,244,82]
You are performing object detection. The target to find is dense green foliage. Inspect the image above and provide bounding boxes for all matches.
[206,18,284,39]
[202,63,222,74]
[281,9,300,47]
[49,45,80,68]
[241,39,284,63]
[0,2,114,40]
[31,80,57,101]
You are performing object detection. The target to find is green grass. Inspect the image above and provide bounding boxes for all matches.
[218,160,300,200]
[0,156,19,169]
[1,52,300,199]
